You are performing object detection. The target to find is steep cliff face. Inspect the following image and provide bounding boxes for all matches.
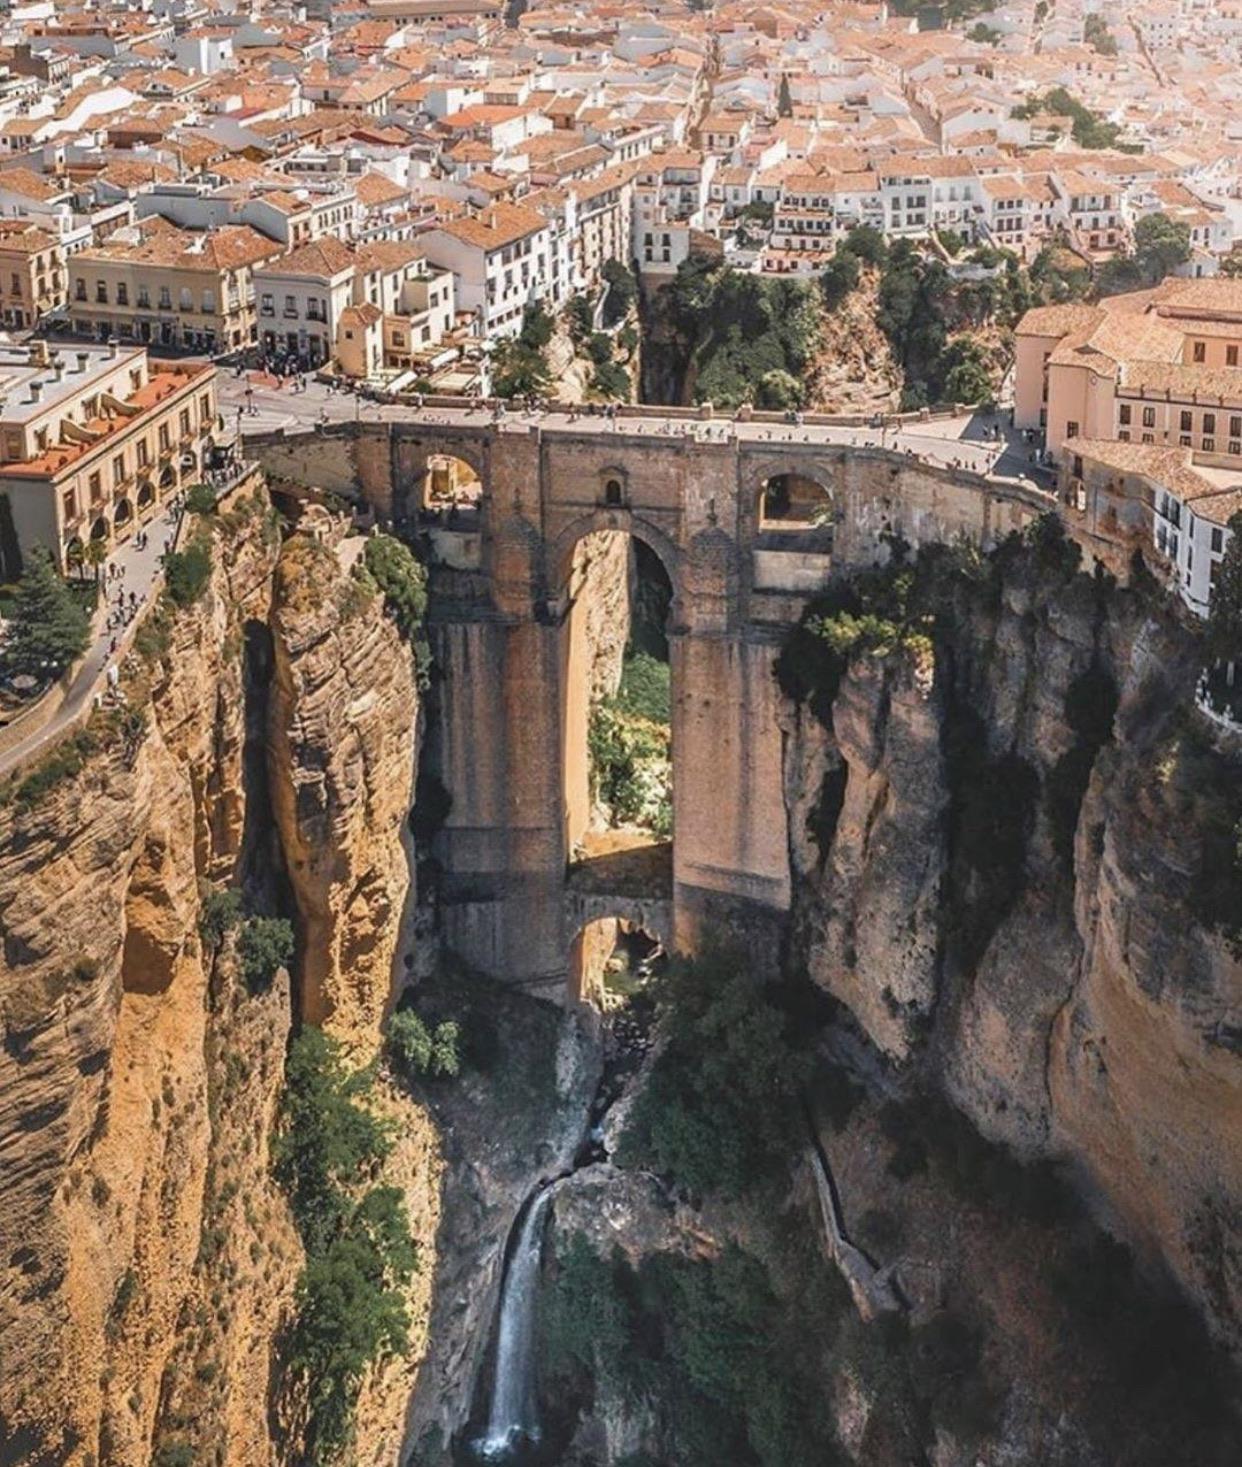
[0,491,436,1466]
[267,530,421,1049]
[0,492,282,1465]
[781,541,1242,1348]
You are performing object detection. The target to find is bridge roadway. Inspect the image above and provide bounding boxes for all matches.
[219,373,1052,496]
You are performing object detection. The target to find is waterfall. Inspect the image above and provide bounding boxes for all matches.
[475,1181,561,1460]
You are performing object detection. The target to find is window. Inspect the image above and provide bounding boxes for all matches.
[1192,340,1206,363]
[137,439,149,467]
[1204,413,1217,435]
[179,409,190,437]
[159,287,171,309]
[1228,345,1238,367]
[179,287,192,311]
[1180,410,1193,432]
[1072,454,1083,479]
[1142,432,1154,443]
[1203,439,1215,453]
[1180,435,1192,447]
[112,453,126,487]
[88,471,101,502]
[261,293,274,316]
[158,423,170,451]
[9,272,18,295]
[1065,420,1079,440]
[1142,406,1156,428]
[202,289,215,313]
[1118,429,1130,441]
[74,279,86,301]
[199,393,211,423]
[1119,404,1131,425]
[95,281,107,304]
[138,286,149,308]
[1212,527,1224,553]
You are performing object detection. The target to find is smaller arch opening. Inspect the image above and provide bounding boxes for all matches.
[158,463,176,489]
[136,480,154,509]
[113,498,133,527]
[604,478,624,506]
[420,453,481,521]
[758,471,834,533]
[90,515,109,541]
[569,917,665,1024]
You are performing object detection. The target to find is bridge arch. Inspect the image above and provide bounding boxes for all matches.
[549,506,682,607]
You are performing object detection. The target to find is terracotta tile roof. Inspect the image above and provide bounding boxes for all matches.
[0,167,64,202]
[260,235,357,277]
[431,200,549,250]
[78,223,282,273]
[1016,303,1105,339]
[354,170,409,207]
[1117,358,1242,404]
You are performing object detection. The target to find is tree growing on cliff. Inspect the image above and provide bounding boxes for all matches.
[386,1008,461,1079]
[618,950,809,1197]
[601,258,638,327]
[2,545,90,678]
[274,1027,417,1461]
[362,534,427,641]
[238,915,294,993]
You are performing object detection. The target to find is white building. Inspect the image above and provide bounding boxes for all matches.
[418,201,553,337]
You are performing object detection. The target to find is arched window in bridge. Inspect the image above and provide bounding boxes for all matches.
[758,471,833,533]
[604,478,624,506]
[421,454,482,520]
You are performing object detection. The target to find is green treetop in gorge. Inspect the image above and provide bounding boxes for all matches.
[2,545,91,678]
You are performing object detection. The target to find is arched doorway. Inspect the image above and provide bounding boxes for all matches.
[137,480,154,511]
[568,915,666,1011]
[159,463,177,492]
[758,470,834,534]
[561,524,676,871]
[90,515,109,542]
[420,453,482,519]
[113,497,133,529]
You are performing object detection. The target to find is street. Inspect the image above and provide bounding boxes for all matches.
[216,371,1050,490]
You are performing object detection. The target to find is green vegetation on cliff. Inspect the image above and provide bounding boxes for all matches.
[617,950,810,1197]
[274,1027,417,1463]
[664,259,820,409]
[1,545,90,677]
[543,1233,842,1467]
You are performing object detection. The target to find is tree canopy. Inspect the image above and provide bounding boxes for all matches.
[1133,213,1192,284]
[2,545,90,678]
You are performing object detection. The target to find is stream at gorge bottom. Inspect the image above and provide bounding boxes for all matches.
[459,932,661,1466]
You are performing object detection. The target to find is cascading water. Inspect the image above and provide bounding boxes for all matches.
[470,935,662,1462]
[474,1181,563,1460]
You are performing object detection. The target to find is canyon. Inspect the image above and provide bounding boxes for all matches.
[0,424,1238,1467]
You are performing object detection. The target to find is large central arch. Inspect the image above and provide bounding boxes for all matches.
[555,513,677,884]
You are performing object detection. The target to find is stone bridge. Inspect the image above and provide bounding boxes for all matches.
[251,414,1051,996]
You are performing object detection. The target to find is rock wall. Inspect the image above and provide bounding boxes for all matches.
[0,490,436,1466]
[267,529,422,1049]
[0,492,282,1465]
[783,545,1242,1348]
